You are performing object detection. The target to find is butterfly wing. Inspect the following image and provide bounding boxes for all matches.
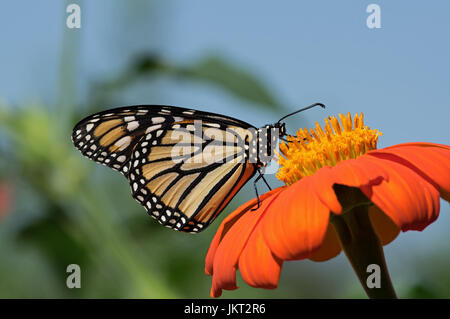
[71,106,161,176]
[72,105,258,233]
[129,119,257,232]
[71,105,253,175]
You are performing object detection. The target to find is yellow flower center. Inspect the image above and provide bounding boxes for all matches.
[276,112,382,186]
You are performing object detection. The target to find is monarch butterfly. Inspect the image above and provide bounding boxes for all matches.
[71,103,324,233]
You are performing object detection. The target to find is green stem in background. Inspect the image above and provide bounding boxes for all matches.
[331,186,397,299]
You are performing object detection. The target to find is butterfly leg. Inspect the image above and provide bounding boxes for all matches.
[260,174,272,191]
[251,170,272,211]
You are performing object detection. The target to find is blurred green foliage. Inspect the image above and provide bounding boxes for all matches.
[89,54,284,112]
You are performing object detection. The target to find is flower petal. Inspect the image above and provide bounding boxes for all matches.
[209,189,283,297]
[360,157,441,232]
[384,142,450,151]
[369,144,450,202]
[368,205,400,245]
[238,225,283,289]
[309,167,342,214]
[261,176,330,261]
[331,155,388,188]
[308,223,342,262]
[205,188,283,276]
[306,156,388,215]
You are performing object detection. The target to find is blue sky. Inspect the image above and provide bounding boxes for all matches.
[1,0,449,294]
[1,1,449,143]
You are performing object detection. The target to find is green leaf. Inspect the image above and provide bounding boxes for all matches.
[405,283,441,299]
[16,207,90,283]
[90,54,284,112]
[181,56,281,110]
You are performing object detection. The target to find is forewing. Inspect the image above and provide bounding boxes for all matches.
[71,105,254,177]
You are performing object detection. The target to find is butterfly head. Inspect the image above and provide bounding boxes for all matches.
[274,102,326,142]
[273,122,286,137]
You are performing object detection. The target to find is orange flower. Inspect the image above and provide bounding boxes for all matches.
[0,182,12,220]
[205,113,450,298]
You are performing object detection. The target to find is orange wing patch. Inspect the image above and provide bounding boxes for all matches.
[94,119,124,137]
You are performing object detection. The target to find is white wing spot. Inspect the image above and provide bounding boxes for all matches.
[114,136,131,151]
[145,124,162,133]
[127,121,139,131]
[86,124,94,132]
[152,117,165,124]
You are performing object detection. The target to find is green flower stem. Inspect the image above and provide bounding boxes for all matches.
[331,189,397,299]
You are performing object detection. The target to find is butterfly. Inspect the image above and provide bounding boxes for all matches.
[71,103,324,233]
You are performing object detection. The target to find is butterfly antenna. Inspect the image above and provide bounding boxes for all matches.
[277,102,325,123]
